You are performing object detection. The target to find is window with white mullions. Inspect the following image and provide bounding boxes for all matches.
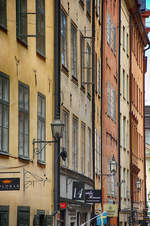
[88,127,91,177]
[37,93,46,163]
[71,24,77,79]
[81,122,85,174]
[19,83,29,159]
[72,117,78,171]
[62,110,69,167]
[87,43,91,95]
[111,21,113,49]
[80,34,85,86]
[107,14,110,44]
[61,10,67,68]
[0,75,9,154]
[0,0,7,29]
[16,0,27,45]
[36,0,45,57]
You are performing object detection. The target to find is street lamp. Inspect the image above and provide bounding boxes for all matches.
[136,178,141,191]
[110,155,117,174]
[51,119,64,139]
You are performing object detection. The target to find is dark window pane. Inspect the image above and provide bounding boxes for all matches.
[36,0,45,56]
[16,0,27,45]
[0,0,7,29]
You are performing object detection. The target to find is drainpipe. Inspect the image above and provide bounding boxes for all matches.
[100,0,104,211]
[129,14,133,224]
[92,0,95,223]
[117,0,121,225]
[54,0,61,218]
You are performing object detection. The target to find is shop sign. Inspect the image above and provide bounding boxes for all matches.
[72,181,84,200]
[85,189,102,203]
[103,204,118,217]
[0,178,20,191]
[60,202,67,209]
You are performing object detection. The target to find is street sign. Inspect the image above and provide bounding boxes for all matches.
[0,178,20,191]
[85,189,102,203]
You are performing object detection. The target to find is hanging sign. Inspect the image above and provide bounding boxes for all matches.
[0,178,20,191]
[85,189,102,203]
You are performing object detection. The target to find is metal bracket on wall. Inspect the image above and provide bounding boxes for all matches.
[23,168,49,192]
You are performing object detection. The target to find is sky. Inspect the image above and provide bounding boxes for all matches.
[145,1,150,106]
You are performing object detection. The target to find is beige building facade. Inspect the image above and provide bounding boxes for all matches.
[120,0,131,224]
[0,0,54,225]
[59,0,94,225]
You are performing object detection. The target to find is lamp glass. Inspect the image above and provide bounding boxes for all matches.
[136,179,141,190]
[51,119,64,139]
[110,155,117,174]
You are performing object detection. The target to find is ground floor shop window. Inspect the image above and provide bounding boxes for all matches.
[0,206,9,226]
[17,206,30,226]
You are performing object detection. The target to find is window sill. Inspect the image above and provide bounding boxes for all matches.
[80,85,85,93]
[37,160,46,167]
[86,11,91,22]
[71,76,78,86]
[61,64,69,77]
[0,152,9,157]
[87,92,91,100]
[0,25,7,33]
[36,51,46,61]
[17,37,28,48]
[19,155,30,161]
[79,0,84,9]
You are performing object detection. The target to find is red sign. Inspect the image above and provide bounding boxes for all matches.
[60,202,67,209]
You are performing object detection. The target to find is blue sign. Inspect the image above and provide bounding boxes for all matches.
[97,212,107,226]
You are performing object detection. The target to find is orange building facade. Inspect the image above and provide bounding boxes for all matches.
[101,0,119,225]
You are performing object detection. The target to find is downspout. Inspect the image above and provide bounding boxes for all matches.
[100,0,104,210]
[129,14,133,223]
[143,44,150,216]
[117,0,121,225]
[54,0,61,216]
[92,0,95,222]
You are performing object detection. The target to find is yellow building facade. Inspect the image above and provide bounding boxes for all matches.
[0,1,54,225]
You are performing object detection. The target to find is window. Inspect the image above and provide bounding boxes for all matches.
[0,206,9,226]
[71,24,77,78]
[19,83,29,159]
[110,87,114,119]
[113,27,116,55]
[62,110,69,167]
[95,129,97,172]
[98,0,100,21]
[97,132,100,172]
[0,0,7,29]
[0,74,9,154]
[107,14,110,44]
[107,159,111,195]
[80,35,85,86]
[123,69,125,98]
[17,206,30,226]
[98,59,100,96]
[113,89,116,121]
[87,43,91,95]
[61,10,67,68]
[16,0,27,45]
[36,0,45,56]
[126,33,129,55]
[37,93,46,163]
[111,21,113,49]
[126,74,128,101]
[145,129,150,145]
[87,128,91,177]
[123,169,126,198]
[86,0,90,16]
[72,117,78,171]
[107,81,110,116]
[123,117,126,148]
[81,123,85,174]
[123,26,125,50]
